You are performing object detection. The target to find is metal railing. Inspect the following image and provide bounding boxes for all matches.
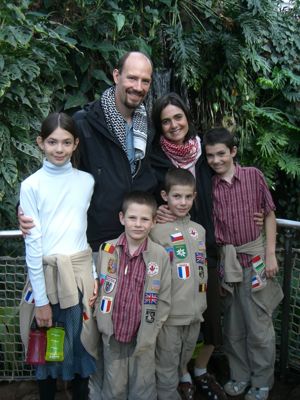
[0,219,299,381]
[276,219,300,379]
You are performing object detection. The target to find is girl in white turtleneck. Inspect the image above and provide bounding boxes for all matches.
[19,112,99,400]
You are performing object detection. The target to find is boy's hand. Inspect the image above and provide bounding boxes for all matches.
[265,253,279,278]
[156,205,177,224]
[18,206,35,236]
[35,304,52,328]
[253,210,264,228]
[89,279,99,307]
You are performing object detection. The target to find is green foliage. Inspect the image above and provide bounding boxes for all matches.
[0,0,79,229]
[1,0,299,235]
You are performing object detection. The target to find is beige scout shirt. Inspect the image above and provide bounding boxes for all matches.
[94,237,172,356]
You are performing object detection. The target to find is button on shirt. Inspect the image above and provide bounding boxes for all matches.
[212,165,275,267]
[112,234,147,343]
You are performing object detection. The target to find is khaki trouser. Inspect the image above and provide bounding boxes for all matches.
[156,322,201,400]
[223,267,276,388]
[101,334,156,400]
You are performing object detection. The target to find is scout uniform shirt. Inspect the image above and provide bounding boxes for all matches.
[150,215,207,326]
[94,236,171,355]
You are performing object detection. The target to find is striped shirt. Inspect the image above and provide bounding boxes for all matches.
[212,165,275,267]
[112,233,147,343]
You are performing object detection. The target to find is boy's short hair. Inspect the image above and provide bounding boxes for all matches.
[122,191,157,216]
[164,168,196,193]
[203,127,237,150]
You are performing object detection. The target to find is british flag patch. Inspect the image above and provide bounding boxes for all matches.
[144,292,159,305]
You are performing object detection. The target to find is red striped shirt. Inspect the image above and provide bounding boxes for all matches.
[112,233,147,343]
[212,165,275,266]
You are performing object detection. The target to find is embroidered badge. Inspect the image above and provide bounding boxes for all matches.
[170,232,184,242]
[145,309,156,323]
[198,240,205,249]
[150,279,161,292]
[24,287,35,304]
[177,263,191,279]
[189,227,198,239]
[195,252,205,264]
[173,243,187,259]
[100,296,113,313]
[102,242,115,254]
[251,255,267,291]
[103,276,116,294]
[99,273,106,286]
[147,262,159,276]
[144,292,159,305]
[83,311,89,321]
[107,258,117,274]
[165,246,174,262]
[199,283,207,293]
[198,265,205,279]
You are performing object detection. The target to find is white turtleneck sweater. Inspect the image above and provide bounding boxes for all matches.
[20,159,95,306]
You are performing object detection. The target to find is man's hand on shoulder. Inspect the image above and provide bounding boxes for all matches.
[156,205,177,224]
[18,206,35,237]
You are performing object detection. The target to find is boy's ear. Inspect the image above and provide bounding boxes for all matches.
[119,211,125,226]
[160,190,168,203]
[231,146,238,157]
[193,191,197,200]
[36,136,44,151]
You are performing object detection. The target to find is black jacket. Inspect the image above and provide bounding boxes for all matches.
[73,100,157,251]
[150,142,218,266]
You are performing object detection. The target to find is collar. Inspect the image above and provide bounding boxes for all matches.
[43,159,73,175]
[214,163,241,185]
[117,233,148,257]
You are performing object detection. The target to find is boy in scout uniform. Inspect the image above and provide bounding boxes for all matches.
[150,168,207,400]
[94,191,171,400]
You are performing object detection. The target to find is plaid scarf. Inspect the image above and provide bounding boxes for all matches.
[101,86,148,163]
[160,135,202,171]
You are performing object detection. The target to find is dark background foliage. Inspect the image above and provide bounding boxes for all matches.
[1,0,299,245]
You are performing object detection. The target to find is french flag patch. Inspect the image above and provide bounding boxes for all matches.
[100,296,113,313]
[177,263,191,279]
[24,287,35,304]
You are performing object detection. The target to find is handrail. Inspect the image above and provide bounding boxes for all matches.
[0,218,299,239]
[276,218,300,230]
[0,230,22,238]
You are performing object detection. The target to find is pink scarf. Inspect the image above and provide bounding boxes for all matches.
[160,136,202,173]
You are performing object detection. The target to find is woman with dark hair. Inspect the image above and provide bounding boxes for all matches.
[151,92,227,400]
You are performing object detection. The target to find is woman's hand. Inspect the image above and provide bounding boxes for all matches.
[156,204,177,224]
[89,279,99,307]
[35,304,52,328]
[253,210,264,228]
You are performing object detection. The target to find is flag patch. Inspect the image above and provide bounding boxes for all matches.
[170,232,184,242]
[144,292,159,305]
[102,243,115,254]
[24,287,35,304]
[100,296,113,313]
[177,263,191,279]
[195,252,205,264]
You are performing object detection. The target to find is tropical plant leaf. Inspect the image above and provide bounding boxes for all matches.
[0,158,18,186]
[64,92,88,110]
[11,138,43,161]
